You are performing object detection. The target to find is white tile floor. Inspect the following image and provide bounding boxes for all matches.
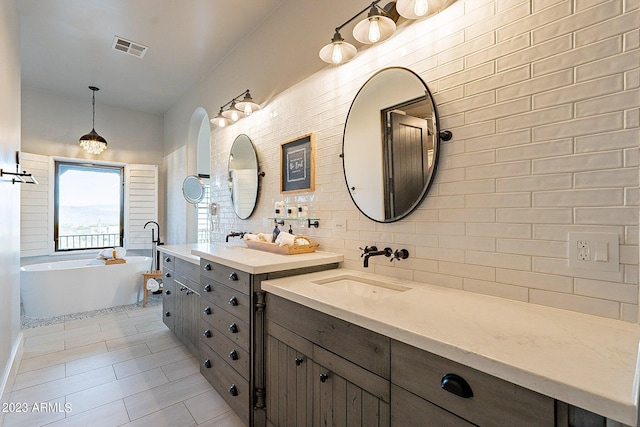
[2,304,245,427]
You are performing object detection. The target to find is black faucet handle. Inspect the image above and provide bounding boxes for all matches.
[359,245,378,257]
[392,249,409,261]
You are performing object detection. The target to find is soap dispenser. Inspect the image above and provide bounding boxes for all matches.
[272,223,280,242]
[288,224,293,234]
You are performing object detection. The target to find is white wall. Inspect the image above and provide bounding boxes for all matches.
[166,0,639,322]
[0,0,23,410]
[21,86,167,242]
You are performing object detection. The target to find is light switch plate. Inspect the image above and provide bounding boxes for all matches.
[568,232,619,272]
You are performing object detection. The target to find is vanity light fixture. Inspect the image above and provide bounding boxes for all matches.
[319,1,399,65]
[79,86,108,155]
[211,89,261,128]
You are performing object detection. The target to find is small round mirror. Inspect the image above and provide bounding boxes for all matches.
[182,175,205,204]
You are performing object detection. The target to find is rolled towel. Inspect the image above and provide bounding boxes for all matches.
[256,232,273,243]
[243,233,260,242]
[98,247,127,259]
[146,278,160,292]
[275,232,296,247]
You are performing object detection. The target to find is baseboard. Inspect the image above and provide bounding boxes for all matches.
[0,332,24,405]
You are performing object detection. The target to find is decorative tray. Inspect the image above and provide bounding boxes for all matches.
[244,236,319,255]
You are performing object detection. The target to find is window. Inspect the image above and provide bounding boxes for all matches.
[197,182,211,243]
[54,161,124,251]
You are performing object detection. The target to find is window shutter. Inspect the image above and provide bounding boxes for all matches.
[20,153,52,257]
[125,164,158,250]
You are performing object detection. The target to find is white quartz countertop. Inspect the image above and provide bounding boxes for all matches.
[262,269,640,426]
[157,243,343,274]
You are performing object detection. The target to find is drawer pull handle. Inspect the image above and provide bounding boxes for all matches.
[203,263,212,271]
[228,323,238,334]
[229,296,238,306]
[203,306,212,315]
[165,257,171,263]
[295,358,304,366]
[441,373,473,399]
[203,329,212,338]
[228,384,238,396]
[228,272,238,281]
[203,359,211,369]
[165,290,171,295]
[229,349,238,360]
[164,311,171,317]
[165,272,171,278]
[203,284,212,292]
[319,373,329,383]
[179,286,186,292]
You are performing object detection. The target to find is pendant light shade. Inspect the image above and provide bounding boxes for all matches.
[353,5,396,44]
[235,90,261,116]
[211,107,230,128]
[79,86,107,155]
[221,100,245,122]
[396,0,430,19]
[319,30,357,64]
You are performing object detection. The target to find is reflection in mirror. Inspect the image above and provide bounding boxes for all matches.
[343,67,444,222]
[229,134,259,219]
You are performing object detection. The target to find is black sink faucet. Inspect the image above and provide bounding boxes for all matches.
[362,246,392,268]
[225,231,246,243]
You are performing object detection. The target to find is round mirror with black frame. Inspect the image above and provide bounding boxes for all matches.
[342,66,451,223]
[229,134,261,220]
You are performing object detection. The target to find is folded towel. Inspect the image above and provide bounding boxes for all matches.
[275,233,310,247]
[146,278,160,292]
[98,247,126,259]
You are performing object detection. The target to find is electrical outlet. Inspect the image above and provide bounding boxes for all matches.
[577,240,590,261]
[334,218,346,230]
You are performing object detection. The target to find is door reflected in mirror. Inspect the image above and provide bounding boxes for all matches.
[343,67,442,222]
[229,134,259,219]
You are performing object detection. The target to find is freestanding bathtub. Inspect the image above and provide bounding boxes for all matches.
[20,256,152,318]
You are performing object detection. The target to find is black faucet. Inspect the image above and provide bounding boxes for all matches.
[144,221,163,271]
[363,246,392,268]
[225,231,246,243]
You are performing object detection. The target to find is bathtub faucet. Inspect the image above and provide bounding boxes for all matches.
[144,221,163,271]
[144,221,162,245]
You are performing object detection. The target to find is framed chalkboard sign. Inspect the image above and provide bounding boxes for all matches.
[280,133,315,193]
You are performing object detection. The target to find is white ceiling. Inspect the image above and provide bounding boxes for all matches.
[18,0,289,115]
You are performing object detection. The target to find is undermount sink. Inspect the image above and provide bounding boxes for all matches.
[311,275,410,299]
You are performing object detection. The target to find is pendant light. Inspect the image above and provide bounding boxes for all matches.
[221,99,245,122]
[79,86,108,155]
[396,0,430,19]
[352,4,396,44]
[212,107,230,128]
[210,89,261,128]
[319,30,357,65]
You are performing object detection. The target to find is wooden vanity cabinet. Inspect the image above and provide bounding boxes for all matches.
[199,260,340,427]
[160,255,201,355]
[265,294,390,427]
[390,339,556,427]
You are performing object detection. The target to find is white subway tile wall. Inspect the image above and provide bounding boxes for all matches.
[207,0,639,321]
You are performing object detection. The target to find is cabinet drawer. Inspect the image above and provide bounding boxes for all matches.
[200,316,250,380]
[201,279,250,324]
[200,299,250,352]
[200,344,250,426]
[175,258,200,282]
[266,294,390,379]
[161,254,174,270]
[200,260,250,295]
[391,340,555,427]
[391,384,473,427]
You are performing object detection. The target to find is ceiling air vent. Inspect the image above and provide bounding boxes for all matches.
[112,36,148,59]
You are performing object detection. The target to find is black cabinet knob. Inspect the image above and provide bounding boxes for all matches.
[319,373,329,383]
[203,359,211,369]
[295,358,304,366]
[203,263,212,271]
[203,284,211,292]
[164,272,171,278]
[229,349,238,360]
[165,257,171,263]
[203,329,212,338]
[179,286,186,292]
[165,290,171,295]
[228,272,238,281]
[228,384,238,396]
[441,373,473,399]
[228,296,238,306]
[228,323,238,334]
[164,311,171,317]
[203,306,212,315]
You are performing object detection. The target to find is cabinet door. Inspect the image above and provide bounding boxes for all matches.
[161,269,176,332]
[266,334,313,427]
[391,384,474,427]
[311,360,389,427]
